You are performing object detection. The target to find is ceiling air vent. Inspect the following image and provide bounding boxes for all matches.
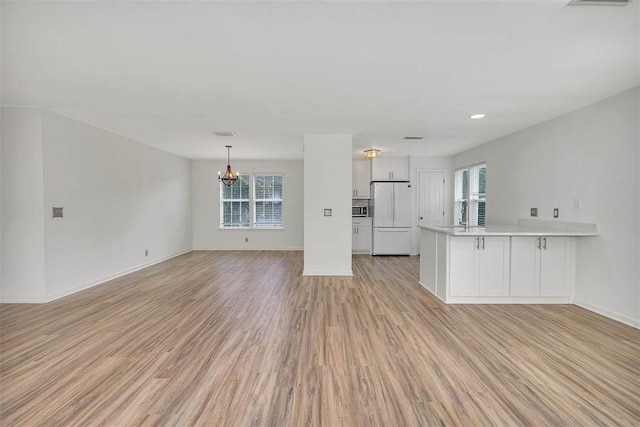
[568,0,633,6]
[404,136,424,140]
[213,131,236,137]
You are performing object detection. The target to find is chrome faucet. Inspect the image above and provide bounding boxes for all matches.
[459,200,469,230]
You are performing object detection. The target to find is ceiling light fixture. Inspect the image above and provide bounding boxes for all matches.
[363,149,381,159]
[218,145,237,186]
[470,113,486,119]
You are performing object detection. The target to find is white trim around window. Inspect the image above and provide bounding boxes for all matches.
[454,162,486,227]
[220,173,284,229]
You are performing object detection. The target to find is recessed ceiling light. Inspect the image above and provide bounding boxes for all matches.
[470,114,486,120]
[213,131,236,137]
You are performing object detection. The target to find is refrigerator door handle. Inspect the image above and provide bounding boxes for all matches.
[392,187,395,224]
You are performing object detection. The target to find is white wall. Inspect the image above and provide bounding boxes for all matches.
[0,4,3,295]
[637,0,640,327]
[0,108,47,302]
[41,110,192,300]
[409,156,453,254]
[304,135,352,276]
[453,87,640,327]
[192,159,303,250]
[0,108,192,302]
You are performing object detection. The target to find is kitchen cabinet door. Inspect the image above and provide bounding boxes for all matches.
[449,237,477,296]
[390,157,409,181]
[477,236,510,297]
[352,219,372,254]
[540,237,568,296]
[510,237,540,296]
[352,159,371,198]
[510,236,569,297]
[449,236,510,297]
[371,157,409,181]
[371,158,393,181]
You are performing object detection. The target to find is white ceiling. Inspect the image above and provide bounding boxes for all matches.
[2,0,638,160]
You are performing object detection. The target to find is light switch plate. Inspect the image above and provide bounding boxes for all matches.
[324,209,332,217]
[553,208,559,218]
[530,207,538,217]
[574,197,582,209]
[52,207,63,218]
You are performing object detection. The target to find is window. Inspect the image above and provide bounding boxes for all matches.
[254,175,283,228]
[454,163,486,227]
[220,173,283,229]
[221,174,250,228]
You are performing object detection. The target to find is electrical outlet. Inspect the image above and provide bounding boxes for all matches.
[245,237,249,243]
[530,208,538,217]
[553,208,559,218]
[52,207,63,218]
[145,250,148,256]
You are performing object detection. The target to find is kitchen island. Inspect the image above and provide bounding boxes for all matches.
[419,219,599,304]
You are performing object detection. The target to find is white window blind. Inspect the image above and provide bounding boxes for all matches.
[253,174,283,228]
[219,173,284,229]
[469,163,486,227]
[220,174,250,228]
[454,163,486,227]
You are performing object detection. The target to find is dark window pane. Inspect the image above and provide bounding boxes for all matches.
[478,201,486,227]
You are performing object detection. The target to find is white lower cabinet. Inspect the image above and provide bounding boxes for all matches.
[510,236,571,297]
[419,227,583,304]
[352,218,372,254]
[449,236,510,297]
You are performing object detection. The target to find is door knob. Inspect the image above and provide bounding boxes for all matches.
[419,216,424,220]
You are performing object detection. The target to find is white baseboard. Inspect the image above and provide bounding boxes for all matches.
[573,299,639,329]
[445,296,572,304]
[193,247,303,251]
[0,294,47,304]
[44,248,192,303]
[302,269,353,277]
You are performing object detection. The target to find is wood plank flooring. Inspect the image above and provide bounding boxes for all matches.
[1,251,639,426]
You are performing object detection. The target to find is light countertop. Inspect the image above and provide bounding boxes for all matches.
[420,219,599,237]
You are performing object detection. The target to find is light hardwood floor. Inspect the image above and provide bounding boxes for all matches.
[1,251,639,426]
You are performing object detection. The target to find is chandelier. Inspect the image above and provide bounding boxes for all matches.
[218,145,237,186]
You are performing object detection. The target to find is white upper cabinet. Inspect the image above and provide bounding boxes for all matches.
[371,156,409,181]
[352,159,371,199]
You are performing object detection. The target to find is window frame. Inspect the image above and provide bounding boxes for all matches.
[219,172,284,230]
[219,174,251,229]
[253,174,284,229]
[454,162,486,227]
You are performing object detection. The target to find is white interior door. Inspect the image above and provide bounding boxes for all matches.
[418,171,445,227]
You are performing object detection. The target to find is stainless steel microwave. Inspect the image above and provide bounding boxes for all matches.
[352,206,368,217]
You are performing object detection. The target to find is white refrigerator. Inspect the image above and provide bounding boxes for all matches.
[371,182,412,255]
